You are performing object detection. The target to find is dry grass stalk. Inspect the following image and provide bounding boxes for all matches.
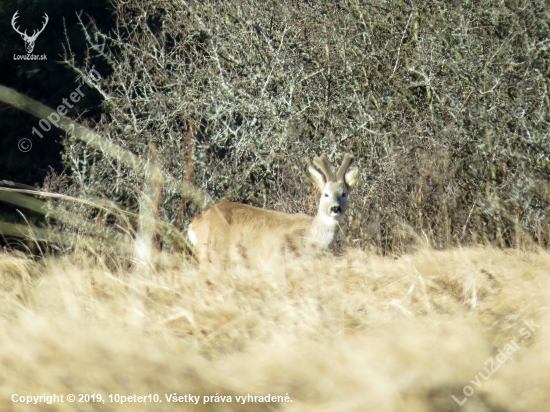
[0,247,548,411]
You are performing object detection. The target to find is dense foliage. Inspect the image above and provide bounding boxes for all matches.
[56,0,550,253]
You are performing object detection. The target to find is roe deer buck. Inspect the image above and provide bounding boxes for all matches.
[188,153,359,266]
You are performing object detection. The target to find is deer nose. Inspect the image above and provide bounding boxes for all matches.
[330,206,342,215]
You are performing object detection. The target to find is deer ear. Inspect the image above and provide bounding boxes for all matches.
[344,165,359,189]
[307,161,326,191]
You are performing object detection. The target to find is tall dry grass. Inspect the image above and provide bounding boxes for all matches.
[0,246,549,411]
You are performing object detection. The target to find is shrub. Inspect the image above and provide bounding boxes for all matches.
[54,0,550,253]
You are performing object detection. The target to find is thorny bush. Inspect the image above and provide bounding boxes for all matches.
[52,0,550,254]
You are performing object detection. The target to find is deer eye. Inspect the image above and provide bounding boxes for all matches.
[342,193,346,197]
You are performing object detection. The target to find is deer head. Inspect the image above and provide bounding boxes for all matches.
[12,11,49,54]
[307,153,359,224]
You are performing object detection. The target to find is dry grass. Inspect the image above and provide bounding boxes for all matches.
[0,247,549,411]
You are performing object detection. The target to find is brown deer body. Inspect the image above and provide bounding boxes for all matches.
[188,153,359,266]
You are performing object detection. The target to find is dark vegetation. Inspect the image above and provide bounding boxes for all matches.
[4,0,550,254]
[0,0,114,248]
[0,0,113,185]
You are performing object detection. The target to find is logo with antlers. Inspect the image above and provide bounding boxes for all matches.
[11,11,49,54]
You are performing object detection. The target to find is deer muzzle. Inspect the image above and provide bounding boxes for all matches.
[330,206,342,216]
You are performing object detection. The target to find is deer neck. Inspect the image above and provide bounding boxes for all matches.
[309,212,341,249]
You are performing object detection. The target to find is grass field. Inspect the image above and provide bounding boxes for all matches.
[2,1,549,410]
[1,246,549,411]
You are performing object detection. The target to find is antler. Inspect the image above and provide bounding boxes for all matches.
[313,154,335,181]
[11,11,48,41]
[29,13,49,41]
[336,153,354,180]
[11,11,27,38]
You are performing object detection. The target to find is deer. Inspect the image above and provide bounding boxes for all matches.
[187,153,359,268]
[11,11,49,54]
